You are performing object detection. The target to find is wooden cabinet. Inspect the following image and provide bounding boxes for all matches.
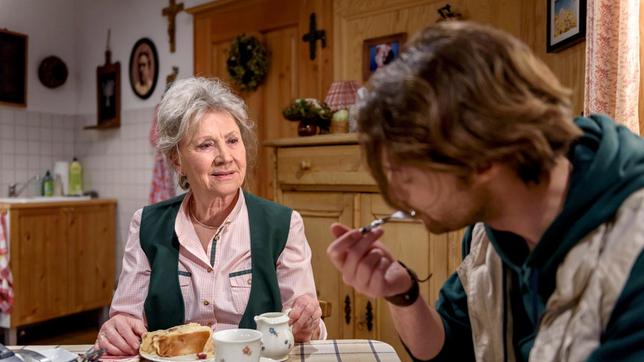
[0,199,116,343]
[267,135,462,361]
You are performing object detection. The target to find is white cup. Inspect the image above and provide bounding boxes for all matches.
[213,328,263,362]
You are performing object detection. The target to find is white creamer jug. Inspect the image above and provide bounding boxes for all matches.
[254,311,294,361]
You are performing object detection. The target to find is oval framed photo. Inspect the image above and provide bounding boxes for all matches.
[129,38,159,99]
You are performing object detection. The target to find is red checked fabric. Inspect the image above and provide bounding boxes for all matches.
[148,105,176,204]
[0,210,14,313]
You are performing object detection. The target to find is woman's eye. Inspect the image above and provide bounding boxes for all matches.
[197,142,213,150]
[227,137,239,145]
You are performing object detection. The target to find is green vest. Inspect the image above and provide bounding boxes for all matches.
[139,191,292,330]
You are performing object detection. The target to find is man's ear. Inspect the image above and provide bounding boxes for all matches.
[471,162,500,185]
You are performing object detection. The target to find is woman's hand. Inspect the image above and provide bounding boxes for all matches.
[288,294,322,342]
[95,314,147,356]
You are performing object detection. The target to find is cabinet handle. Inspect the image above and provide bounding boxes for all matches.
[299,160,311,170]
[344,295,351,325]
[366,300,373,331]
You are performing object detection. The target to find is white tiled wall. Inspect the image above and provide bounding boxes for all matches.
[0,109,76,198]
[75,107,161,272]
[0,106,167,275]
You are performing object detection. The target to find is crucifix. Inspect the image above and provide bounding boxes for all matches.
[301,13,326,60]
[162,0,184,53]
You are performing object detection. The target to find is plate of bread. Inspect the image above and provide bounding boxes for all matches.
[139,323,215,362]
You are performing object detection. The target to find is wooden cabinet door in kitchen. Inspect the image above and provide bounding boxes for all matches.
[11,207,69,326]
[357,194,463,362]
[67,204,116,313]
[279,191,353,340]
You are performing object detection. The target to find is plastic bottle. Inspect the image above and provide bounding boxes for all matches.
[69,157,83,196]
[42,170,54,197]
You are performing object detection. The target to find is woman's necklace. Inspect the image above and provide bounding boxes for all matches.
[189,198,218,230]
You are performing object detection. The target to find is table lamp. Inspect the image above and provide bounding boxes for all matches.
[324,80,360,133]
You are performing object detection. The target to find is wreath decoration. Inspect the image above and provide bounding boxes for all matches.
[227,34,269,92]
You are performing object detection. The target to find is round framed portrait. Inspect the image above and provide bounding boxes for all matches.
[129,38,159,99]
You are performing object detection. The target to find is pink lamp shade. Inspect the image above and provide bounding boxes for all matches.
[324,80,361,111]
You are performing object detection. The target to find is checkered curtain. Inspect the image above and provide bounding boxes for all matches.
[584,0,640,134]
[0,211,14,314]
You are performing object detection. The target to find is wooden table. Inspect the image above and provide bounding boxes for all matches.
[11,340,402,361]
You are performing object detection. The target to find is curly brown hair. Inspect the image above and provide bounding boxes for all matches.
[356,21,582,210]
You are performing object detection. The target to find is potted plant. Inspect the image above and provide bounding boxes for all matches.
[282,98,332,136]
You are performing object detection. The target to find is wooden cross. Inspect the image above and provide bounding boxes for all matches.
[162,0,184,53]
[301,13,326,60]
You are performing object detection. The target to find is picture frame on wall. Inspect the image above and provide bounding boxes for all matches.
[362,33,406,81]
[0,29,28,107]
[129,38,159,99]
[95,60,121,128]
[547,0,587,53]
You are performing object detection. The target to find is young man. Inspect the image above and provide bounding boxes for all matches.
[327,21,644,361]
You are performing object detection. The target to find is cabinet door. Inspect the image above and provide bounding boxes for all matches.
[358,194,463,362]
[280,191,353,339]
[67,204,116,313]
[11,207,69,326]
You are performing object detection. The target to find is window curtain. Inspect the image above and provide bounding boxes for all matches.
[584,0,640,134]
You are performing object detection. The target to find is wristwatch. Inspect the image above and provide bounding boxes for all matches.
[384,261,420,307]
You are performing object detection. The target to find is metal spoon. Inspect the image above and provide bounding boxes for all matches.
[359,210,416,234]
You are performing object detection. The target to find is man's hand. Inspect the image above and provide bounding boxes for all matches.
[327,223,412,298]
[95,314,147,356]
[288,294,322,342]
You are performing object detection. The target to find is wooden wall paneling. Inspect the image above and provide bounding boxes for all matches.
[466,0,585,114]
[257,27,300,198]
[333,0,456,81]
[188,0,333,200]
[517,0,585,115]
[298,0,334,99]
[334,0,585,113]
[193,15,212,77]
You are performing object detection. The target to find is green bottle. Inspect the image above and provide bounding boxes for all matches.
[69,157,83,196]
[42,170,54,197]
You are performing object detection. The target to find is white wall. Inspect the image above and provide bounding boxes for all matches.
[75,0,202,113]
[1,0,211,274]
[0,0,78,114]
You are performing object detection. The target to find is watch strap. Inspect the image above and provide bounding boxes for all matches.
[384,261,420,307]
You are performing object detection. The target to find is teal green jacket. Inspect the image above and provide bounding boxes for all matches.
[138,191,292,331]
[416,115,644,361]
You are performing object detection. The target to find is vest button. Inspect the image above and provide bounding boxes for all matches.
[207,267,213,273]
[203,300,210,306]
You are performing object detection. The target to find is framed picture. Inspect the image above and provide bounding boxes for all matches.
[547,0,587,53]
[95,60,121,128]
[129,38,159,99]
[362,33,406,81]
[0,29,28,107]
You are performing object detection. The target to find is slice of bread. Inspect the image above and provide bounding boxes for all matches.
[140,323,214,357]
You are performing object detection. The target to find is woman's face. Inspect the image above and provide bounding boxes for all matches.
[176,111,247,198]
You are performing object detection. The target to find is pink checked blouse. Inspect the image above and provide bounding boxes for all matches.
[110,191,326,337]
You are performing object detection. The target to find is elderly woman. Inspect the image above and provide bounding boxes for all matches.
[97,77,325,356]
